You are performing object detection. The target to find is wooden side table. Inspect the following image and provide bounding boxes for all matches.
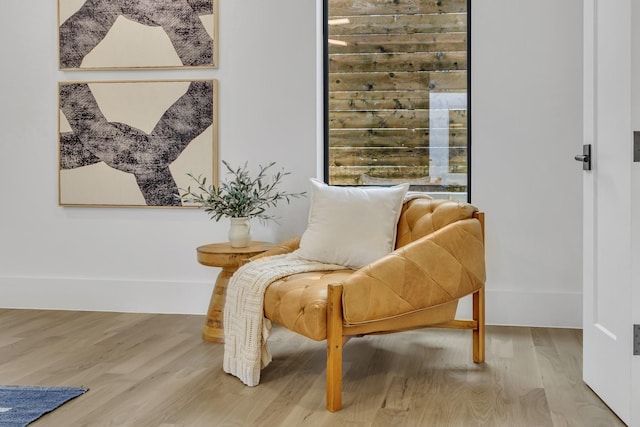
[197,241,272,343]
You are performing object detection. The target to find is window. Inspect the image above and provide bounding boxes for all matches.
[324,0,470,201]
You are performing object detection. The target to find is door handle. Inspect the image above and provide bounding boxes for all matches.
[575,144,591,170]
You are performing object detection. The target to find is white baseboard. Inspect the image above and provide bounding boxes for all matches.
[0,276,211,315]
[457,288,582,329]
[0,276,582,328]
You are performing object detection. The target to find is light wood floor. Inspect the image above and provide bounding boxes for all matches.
[0,309,625,427]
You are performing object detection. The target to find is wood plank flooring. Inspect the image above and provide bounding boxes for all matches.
[0,309,625,427]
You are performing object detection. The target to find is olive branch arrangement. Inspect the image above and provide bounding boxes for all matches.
[177,160,306,222]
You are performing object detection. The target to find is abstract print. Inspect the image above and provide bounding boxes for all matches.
[59,80,215,206]
[59,0,216,69]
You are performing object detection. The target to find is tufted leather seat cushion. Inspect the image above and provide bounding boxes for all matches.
[264,270,355,341]
[264,268,459,340]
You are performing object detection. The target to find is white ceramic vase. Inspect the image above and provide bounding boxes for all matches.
[228,217,251,248]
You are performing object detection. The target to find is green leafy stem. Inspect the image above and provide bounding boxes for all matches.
[177,160,306,222]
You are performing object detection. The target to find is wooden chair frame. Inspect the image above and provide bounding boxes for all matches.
[325,212,486,412]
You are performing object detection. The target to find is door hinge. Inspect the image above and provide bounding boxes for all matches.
[635,325,640,355]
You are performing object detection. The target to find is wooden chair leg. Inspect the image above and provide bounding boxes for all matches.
[326,284,344,411]
[473,286,485,363]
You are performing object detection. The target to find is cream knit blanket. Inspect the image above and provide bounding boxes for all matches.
[223,253,347,387]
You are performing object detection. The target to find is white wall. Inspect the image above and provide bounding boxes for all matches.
[0,1,584,327]
[0,1,317,313]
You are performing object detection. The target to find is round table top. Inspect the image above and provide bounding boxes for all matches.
[197,241,273,255]
[196,241,273,268]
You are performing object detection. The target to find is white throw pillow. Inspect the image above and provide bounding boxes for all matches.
[295,179,410,269]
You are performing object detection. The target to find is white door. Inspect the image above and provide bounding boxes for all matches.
[582,1,637,425]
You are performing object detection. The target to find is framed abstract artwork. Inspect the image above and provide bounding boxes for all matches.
[58,0,218,70]
[58,79,218,207]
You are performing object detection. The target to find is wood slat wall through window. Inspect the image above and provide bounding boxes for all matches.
[327,0,468,193]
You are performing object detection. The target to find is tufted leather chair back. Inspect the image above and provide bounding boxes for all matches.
[395,198,478,249]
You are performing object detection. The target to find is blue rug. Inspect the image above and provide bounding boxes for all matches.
[0,386,87,426]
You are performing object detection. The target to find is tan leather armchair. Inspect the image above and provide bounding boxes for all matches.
[254,198,486,411]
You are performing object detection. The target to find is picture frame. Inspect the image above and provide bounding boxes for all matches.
[58,0,218,70]
[58,79,218,207]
